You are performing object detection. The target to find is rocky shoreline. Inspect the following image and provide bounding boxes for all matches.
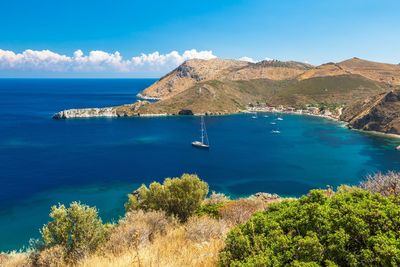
[246,105,342,121]
[52,102,400,142]
[53,107,119,119]
[246,105,400,140]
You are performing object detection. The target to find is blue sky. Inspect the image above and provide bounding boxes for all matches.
[0,0,399,77]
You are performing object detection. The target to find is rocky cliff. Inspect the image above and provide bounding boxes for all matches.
[341,90,400,134]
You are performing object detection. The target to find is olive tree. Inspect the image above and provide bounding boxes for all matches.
[125,173,209,222]
[41,202,106,262]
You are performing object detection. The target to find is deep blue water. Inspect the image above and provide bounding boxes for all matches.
[1,79,400,252]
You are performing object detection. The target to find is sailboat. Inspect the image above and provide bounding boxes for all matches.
[192,116,210,149]
[252,112,258,119]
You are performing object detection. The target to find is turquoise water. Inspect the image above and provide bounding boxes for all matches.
[1,79,400,252]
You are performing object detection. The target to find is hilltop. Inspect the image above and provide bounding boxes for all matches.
[53,57,400,135]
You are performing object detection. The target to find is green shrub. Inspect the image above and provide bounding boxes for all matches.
[195,203,225,218]
[219,187,400,266]
[40,202,106,262]
[125,174,209,222]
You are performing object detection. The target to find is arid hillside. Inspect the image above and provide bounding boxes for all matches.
[140,58,314,100]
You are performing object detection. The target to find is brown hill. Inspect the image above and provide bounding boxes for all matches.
[338,57,400,85]
[298,58,400,85]
[140,59,314,100]
[139,59,249,100]
[138,74,387,116]
[297,63,350,80]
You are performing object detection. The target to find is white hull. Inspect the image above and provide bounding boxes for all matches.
[192,141,209,149]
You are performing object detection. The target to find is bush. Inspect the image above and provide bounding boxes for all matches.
[35,245,65,267]
[219,198,265,226]
[125,174,209,222]
[219,187,400,266]
[185,216,229,243]
[203,191,230,205]
[360,171,400,196]
[40,202,106,263]
[195,203,225,218]
[104,210,177,255]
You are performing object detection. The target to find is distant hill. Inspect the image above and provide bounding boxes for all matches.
[139,58,314,100]
[54,57,400,135]
[299,58,400,85]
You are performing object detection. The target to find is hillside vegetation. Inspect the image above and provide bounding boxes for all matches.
[2,172,400,267]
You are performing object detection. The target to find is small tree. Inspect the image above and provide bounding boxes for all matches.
[41,202,106,262]
[125,174,209,222]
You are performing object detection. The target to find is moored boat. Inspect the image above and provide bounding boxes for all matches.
[192,116,210,149]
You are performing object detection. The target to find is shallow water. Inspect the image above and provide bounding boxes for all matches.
[1,79,400,251]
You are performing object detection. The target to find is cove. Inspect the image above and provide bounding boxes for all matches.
[1,79,400,252]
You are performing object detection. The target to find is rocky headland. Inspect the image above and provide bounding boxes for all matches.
[53,57,400,136]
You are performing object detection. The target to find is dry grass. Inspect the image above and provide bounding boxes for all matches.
[185,216,229,243]
[80,220,227,267]
[102,210,177,256]
[0,251,30,267]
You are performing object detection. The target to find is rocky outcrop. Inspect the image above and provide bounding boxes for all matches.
[341,90,400,134]
[178,109,194,115]
[53,101,150,119]
[53,107,118,119]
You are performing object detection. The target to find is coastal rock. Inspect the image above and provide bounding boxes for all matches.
[53,107,118,119]
[53,101,150,119]
[250,192,280,202]
[178,109,194,115]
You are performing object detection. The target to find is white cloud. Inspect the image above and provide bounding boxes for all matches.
[238,56,256,63]
[0,48,217,75]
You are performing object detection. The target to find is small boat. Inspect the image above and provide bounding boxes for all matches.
[252,112,258,119]
[271,130,281,134]
[396,145,400,151]
[270,122,276,125]
[277,117,283,121]
[192,116,210,149]
[263,115,269,118]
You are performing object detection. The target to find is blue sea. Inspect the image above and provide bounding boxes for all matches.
[1,79,400,252]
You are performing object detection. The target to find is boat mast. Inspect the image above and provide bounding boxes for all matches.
[201,116,204,144]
